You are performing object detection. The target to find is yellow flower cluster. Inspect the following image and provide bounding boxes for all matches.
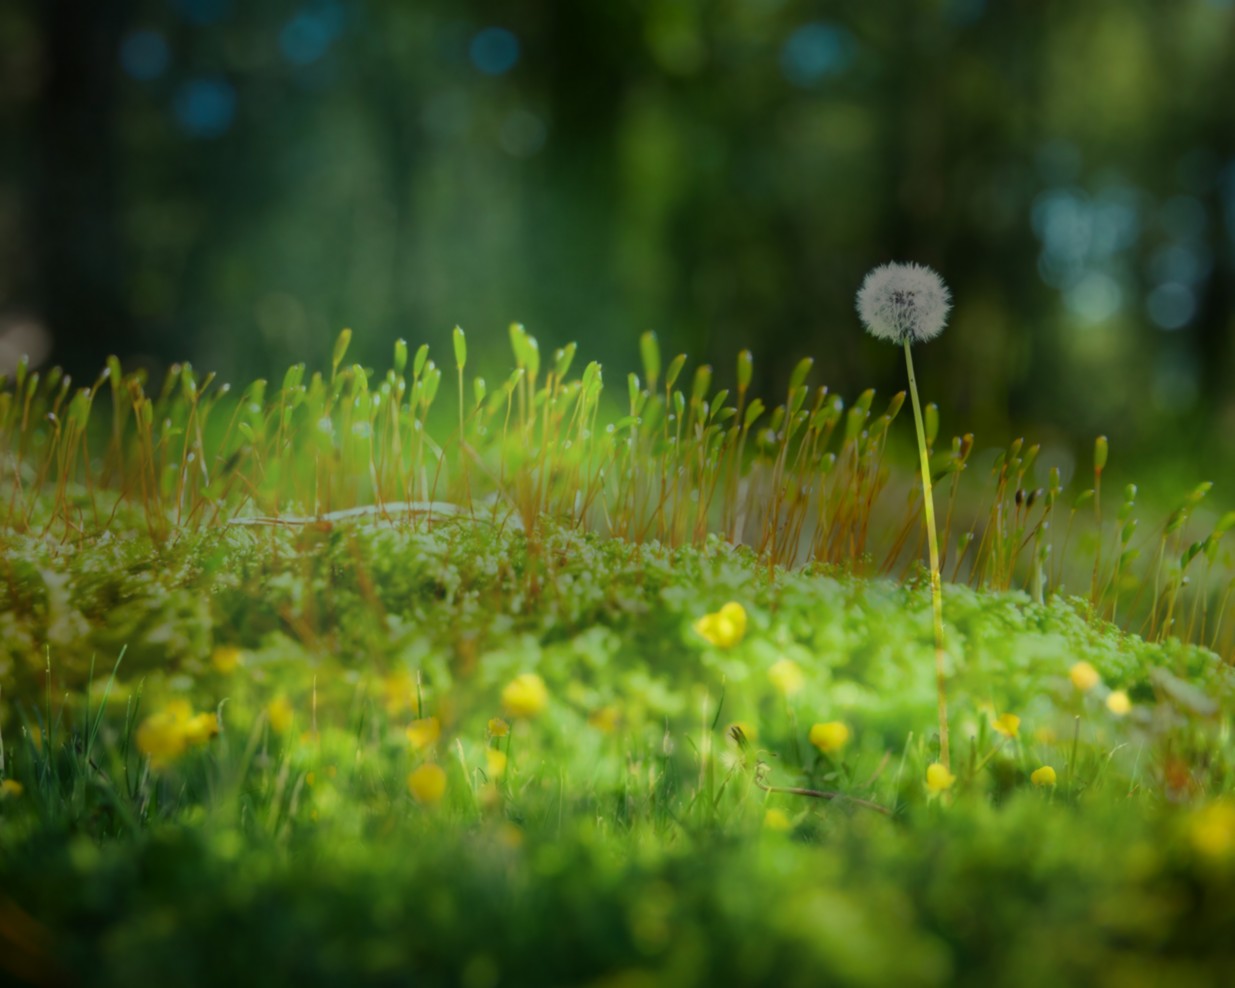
[210,645,243,675]
[136,700,218,767]
[693,602,747,649]
[0,779,22,799]
[1031,765,1057,787]
[1070,661,1101,692]
[809,721,850,754]
[486,748,508,779]
[408,763,447,806]
[501,673,549,719]
[1190,801,1235,859]
[266,695,295,735]
[768,658,805,697]
[926,762,956,793]
[406,717,441,751]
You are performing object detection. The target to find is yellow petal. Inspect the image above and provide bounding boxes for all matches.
[1070,661,1101,692]
[809,721,850,754]
[768,659,805,697]
[267,696,294,735]
[408,763,448,806]
[501,674,549,719]
[405,717,441,751]
[926,762,956,793]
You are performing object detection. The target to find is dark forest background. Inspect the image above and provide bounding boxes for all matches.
[2,0,1234,485]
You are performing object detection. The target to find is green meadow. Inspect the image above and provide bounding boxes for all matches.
[2,328,1235,985]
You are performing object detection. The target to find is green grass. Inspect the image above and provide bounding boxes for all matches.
[2,329,1235,986]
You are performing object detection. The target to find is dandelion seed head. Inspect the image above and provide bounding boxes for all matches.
[856,262,951,344]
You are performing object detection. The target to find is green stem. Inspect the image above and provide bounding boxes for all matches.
[904,340,950,769]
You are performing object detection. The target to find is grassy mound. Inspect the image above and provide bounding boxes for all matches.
[3,329,1235,984]
[2,518,1234,987]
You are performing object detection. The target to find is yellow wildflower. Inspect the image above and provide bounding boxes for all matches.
[488,717,510,738]
[408,763,447,806]
[183,711,219,745]
[486,748,508,779]
[809,721,850,754]
[496,821,524,849]
[992,712,1020,739]
[0,779,22,798]
[1107,690,1131,716]
[405,717,441,751]
[382,671,415,717]
[693,601,747,648]
[768,658,805,697]
[1030,765,1057,787]
[926,762,957,793]
[267,695,294,735]
[1070,661,1101,692]
[763,808,792,831]
[137,713,188,766]
[135,700,216,768]
[211,646,243,675]
[588,705,620,734]
[501,673,549,719]
[1190,801,1235,859]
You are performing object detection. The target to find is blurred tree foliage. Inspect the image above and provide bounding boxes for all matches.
[1,0,1233,468]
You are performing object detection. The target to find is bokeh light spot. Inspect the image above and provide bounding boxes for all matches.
[280,3,345,66]
[171,0,229,26]
[173,77,236,139]
[1065,271,1123,324]
[780,23,853,87]
[1148,243,1211,286]
[120,30,171,81]
[1146,282,1196,330]
[470,27,520,76]
[1159,195,1207,241]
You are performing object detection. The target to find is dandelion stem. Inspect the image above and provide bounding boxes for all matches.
[903,339,950,770]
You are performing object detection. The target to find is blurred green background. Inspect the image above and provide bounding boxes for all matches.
[1,0,1233,478]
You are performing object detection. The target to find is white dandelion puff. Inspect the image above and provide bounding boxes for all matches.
[856,261,951,345]
[854,260,955,770]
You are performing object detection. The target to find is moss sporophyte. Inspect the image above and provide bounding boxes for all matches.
[857,261,954,769]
